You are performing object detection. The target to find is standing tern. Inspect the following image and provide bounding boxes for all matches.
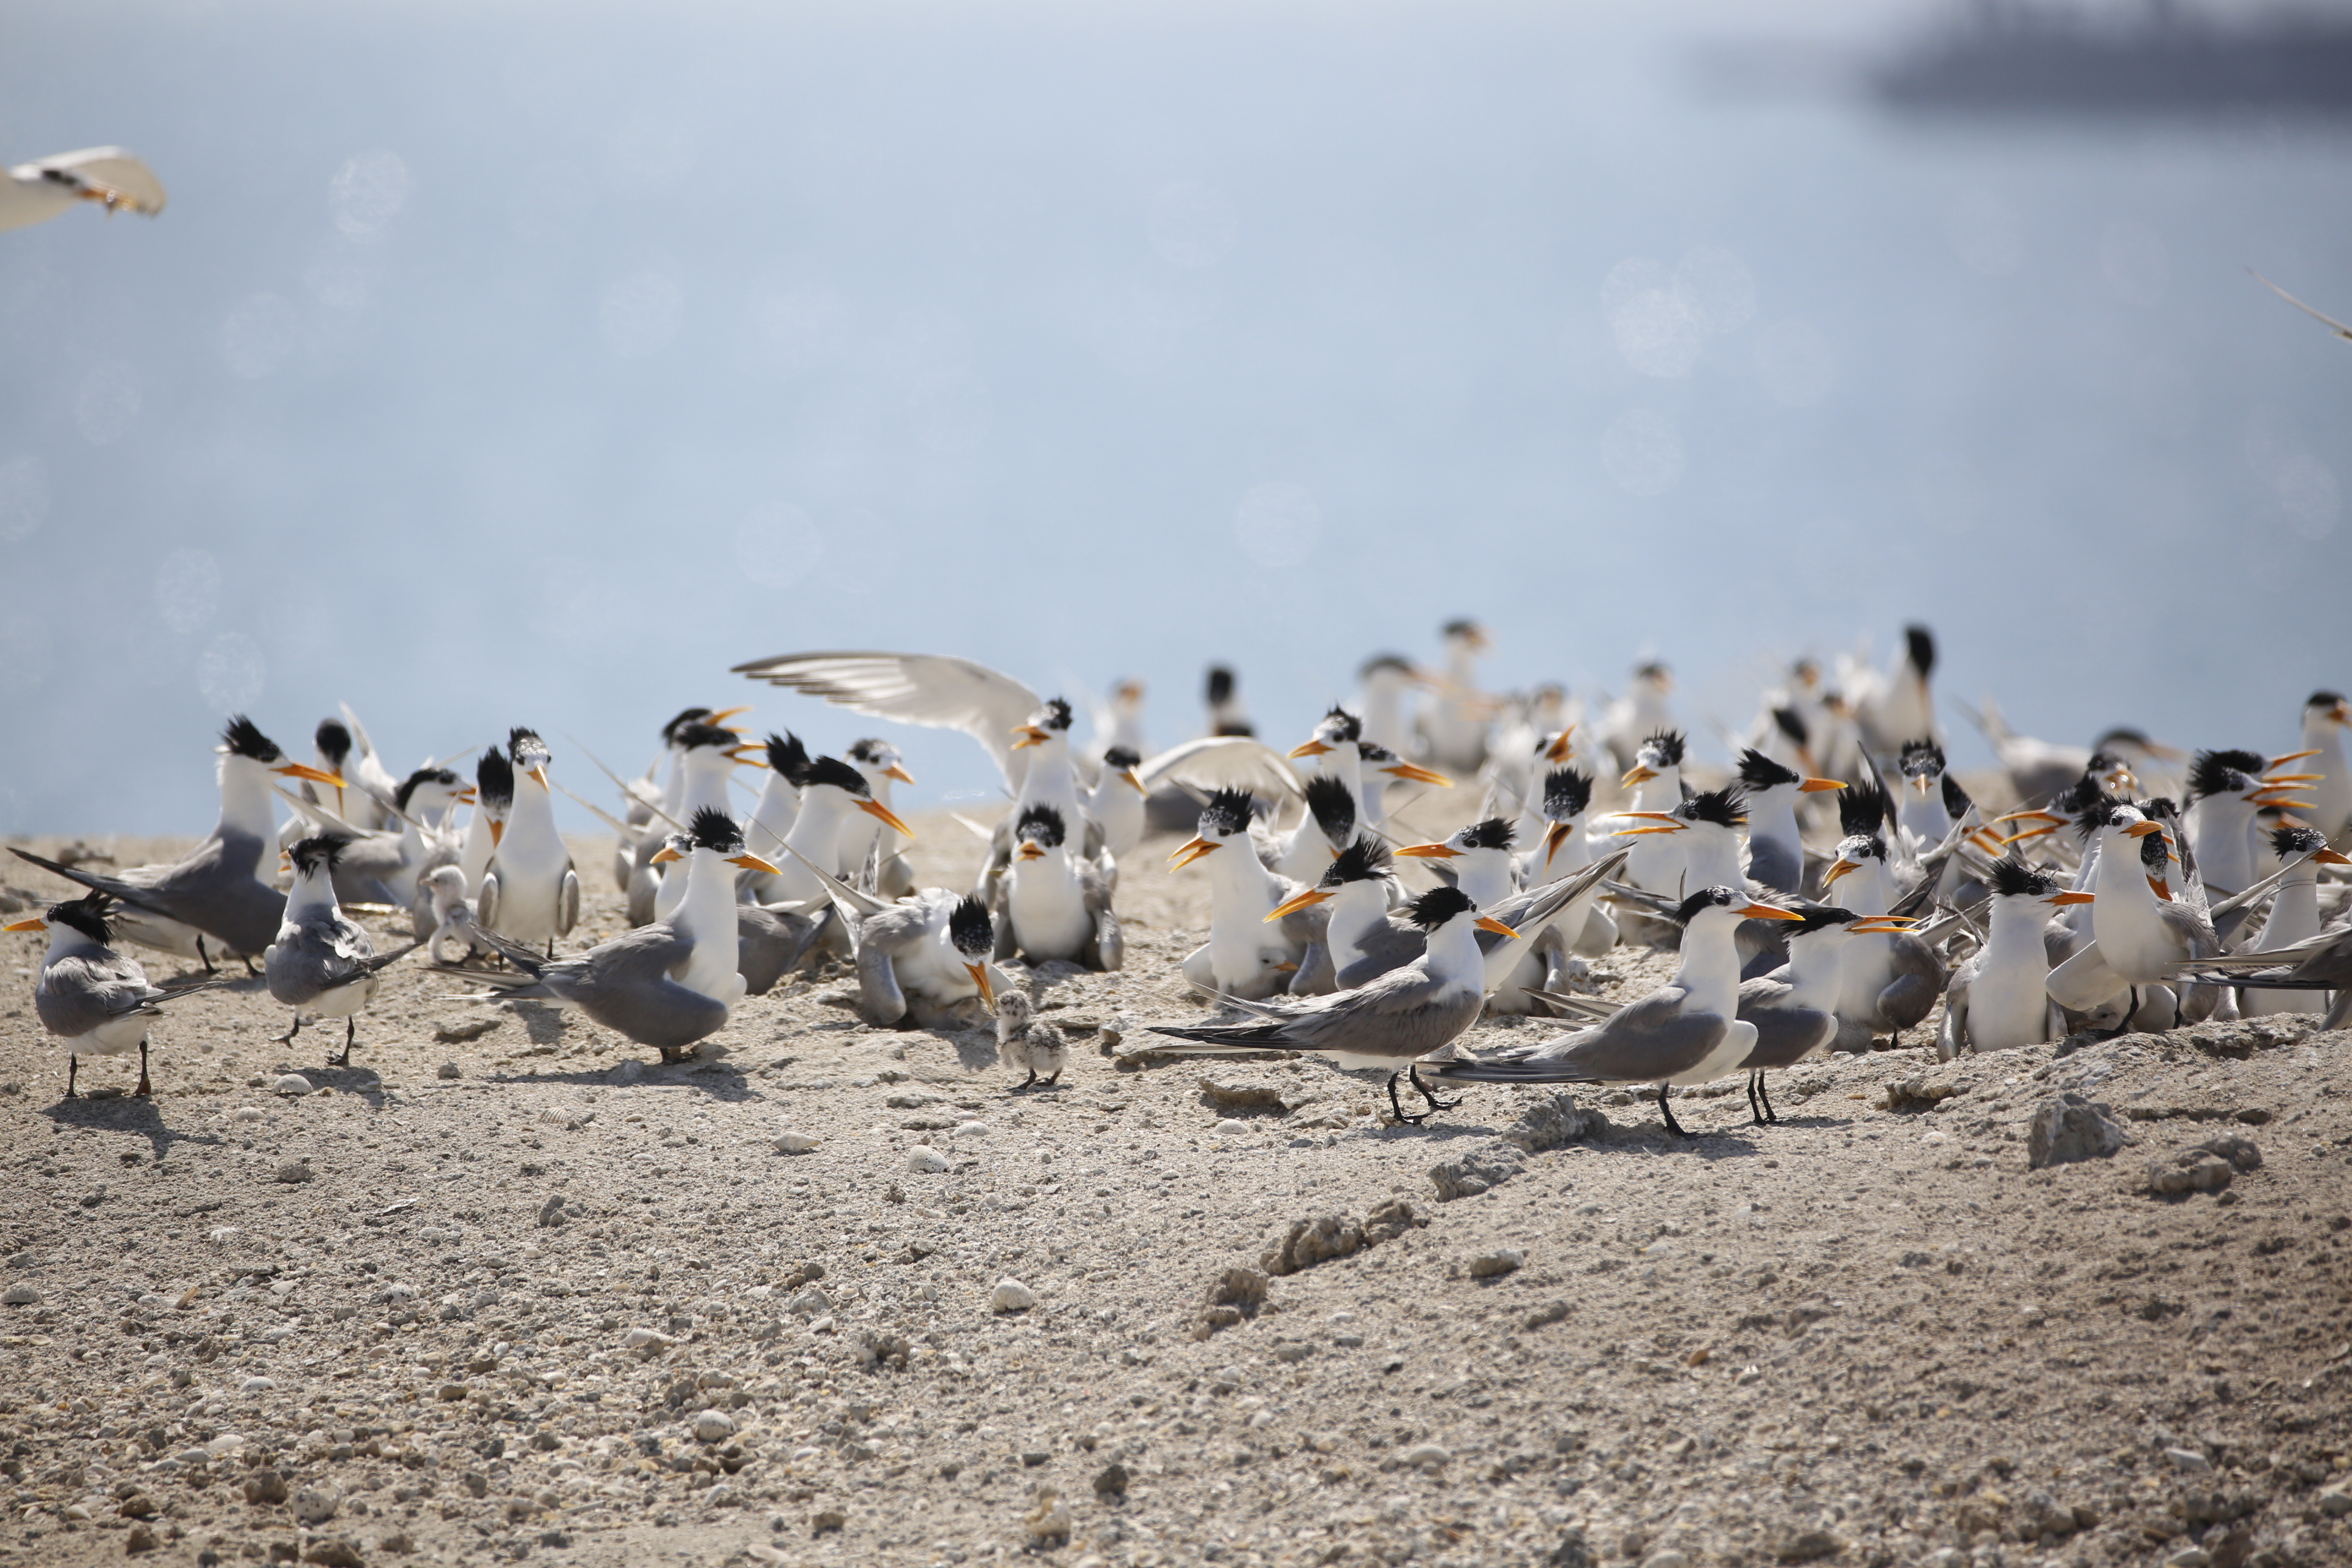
[1616,731,1691,899]
[760,755,916,914]
[1081,746,1148,862]
[995,991,1069,1090]
[739,732,811,902]
[1,146,167,231]
[640,721,749,922]
[1354,655,1417,758]
[1599,661,1676,775]
[1851,625,1938,767]
[1417,619,1493,772]
[1278,835,1417,993]
[837,737,917,887]
[6,893,221,1097]
[2297,691,2350,844]
[1735,749,1844,896]
[1396,817,1517,908]
[10,716,341,970]
[1817,796,1946,1047]
[1205,663,1254,737]
[443,810,772,1061]
[1427,888,1805,1137]
[264,837,419,1066]
[478,728,581,955]
[313,766,472,911]
[1936,854,2094,1058]
[1733,905,1912,1125]
[459,747,513,898]
[1148,884,1522,1124]
[2235,826,2349,1018]
[1169,788,1317,1000]
[994,804,1122,971]
[2048,802,2225,1031]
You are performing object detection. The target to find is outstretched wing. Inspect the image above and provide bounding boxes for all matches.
[2251,269,2352,343]
[10,147,167,217]
[1136,735,1306,805]
[731,651,1040,791]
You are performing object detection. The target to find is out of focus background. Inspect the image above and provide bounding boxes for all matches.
[2,0,2346,831]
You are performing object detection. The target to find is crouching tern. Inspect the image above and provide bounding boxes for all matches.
[1145,884,1521,1125]
[6,892,224,1096]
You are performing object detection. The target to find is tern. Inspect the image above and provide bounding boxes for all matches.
[2296,691,2350,844]
[1417,619,1493,772]
[1280,835,1417,992]
[1081,745,1149,862]
[1427,888,1805,1137]
[1599,661,1676,774]
[738,731,810,902]
[444,810,774,1061]
[1936,855,2094,1058]
[2048,802,2225,1031]
[313,766,472,911]
[2234,826,2349,1018]
[317,709,404,832]
[1169,788,1317,1000]
[791,858,1000,1027]
[993,804,1122,971]
[459,747,514,898]
[837,737,917,888]
[10,716,341,970]
[1522,765,1617,957]
[1616,730,1691,899]
[264,837,419,1066]
[1851,625,1938,766]
[1395,817,1518,908]
[1,146,167,232]
[1205,663,1254,737]
[1819,797,1945,1047]
[1354,655,1416,758]
[6,893,221,1096]
[1088,678,1150,764]
[639,720,748,922]
[1735,749,1844,896]
[760,754,916,915]
[1148,884,1522,1124]
[995,991,1069,1090]
[478,729,581,955]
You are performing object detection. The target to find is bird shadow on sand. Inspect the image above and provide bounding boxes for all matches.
[484,1058,766,1103]
[40,1093,230,1164]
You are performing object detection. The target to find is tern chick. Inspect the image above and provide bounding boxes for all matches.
[995,991,1068,1090]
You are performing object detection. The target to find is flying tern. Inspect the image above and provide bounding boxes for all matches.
[1,146,166,232]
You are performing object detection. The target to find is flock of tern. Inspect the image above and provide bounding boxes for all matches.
[9,623,2348,1140]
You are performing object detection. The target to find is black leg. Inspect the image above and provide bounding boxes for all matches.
[197,936,216,976]
[277,1013,303,1047]
[1655,1082,1689,1139]
[135,1039,152,1098]
[241,954,260,978]
[1408,1065,1461,1114]
[331,1017,355,1068]
[66,1055,79,1099]
[1385,1073,1428,1126]
[1018,1069,1036,1091]
[1758,1074,1777,1125]
[1746,1071,1765,1126]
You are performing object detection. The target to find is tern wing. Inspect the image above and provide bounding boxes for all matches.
[12,148,167,215]
[731,650,1039,791]
[1434,987,1720,1084]
[1136,736,1307,806]
[2251,269,2352,342]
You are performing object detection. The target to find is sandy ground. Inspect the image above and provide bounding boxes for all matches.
[3,810,2351,1568]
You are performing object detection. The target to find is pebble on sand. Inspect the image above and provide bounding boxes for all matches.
[272,1074,314,1096]
[990,1277,1038,1313]
[435,1061,462,1079]
[774,1131,820,1154]
[1213,1118,1252,1136]
[274,1161,314,1184]
[1468,1248,1524,1279]
[2,1284,39,1306]
[908,1147,951,1173]
[290,1484,340,1525]
[693,1409,737,1443]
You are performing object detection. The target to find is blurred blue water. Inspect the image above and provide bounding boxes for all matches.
[2,0,2347,833]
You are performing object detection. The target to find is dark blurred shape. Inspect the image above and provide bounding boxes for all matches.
[1874,1,2352,115]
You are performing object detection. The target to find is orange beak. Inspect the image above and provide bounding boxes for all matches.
[967,962,994,1008]
[1009,725,1049,750]
[2147,876,2171,901]
[1266,887,1333,921]
[728,852,781,874]
[1017,841,1046,861]
[1393,842,1459,859]
[1801,778,1845,793]
[706,706,750,727]
[2316,848,2352,865]
[1475,916,1520,938]
[1821,859,1858,886]
[3,917,44,932]
[1169,836,1219,870]
[883,764,916,785]
[1288,739,1333,760]
[1543,822,1572,859]
[2048,891,2095,906]
[487,818,504,846]
[1621,765,1657,788]
[651,844,682,865]
[1382,762,1452,786]
[2125,820,2165,839]
[1120,767,1146,794]
[858,798,915,840]
[1545,728,1576,762]
[277,763,345,786]
[1739,903,1804,922]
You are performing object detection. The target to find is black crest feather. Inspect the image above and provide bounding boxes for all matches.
[673,722,735,753]
[288,835,349,875]
[948,895,992,957]
[475,747,514,804]
[1542,766,1593,821]
[1358,654,1414,680]
[506,727,548,764]
[1838,782,1890,838]
[688,807,742,853]
[1681,788,1747,830]
[1903,624,1936,677]
[1782,902,1858,937]
[846,737,895,765]
[1199,788,1254,837]
[393,766,460,813]
[1898,738,1946,777]
[1303,774,1356,837]
[764,731,811,784]
[1321,704,1363,744]
[1941,772,1972,816]
[1441,618,1482,641]
[1771,706,1809,747]
[45,891,116,946]
[1205,665,1237,706]
[1016,804,1067,848]
[1038,698,1073,733]
[1406,884,1477,930]
[1322,835,1393,887]
[2272,824,2328,859]
[1458,816,1516,852]
[1642,729,1687,767]
[314,720,353,761]
[2309,690,2346,710]
[1102,745,1142,771]
[1739,748,1800,792]
[2188,749,2263,801]
[221,715,282,763]
[661,707,712,744]
[1986,853,2058,900]
[801,755,870,796]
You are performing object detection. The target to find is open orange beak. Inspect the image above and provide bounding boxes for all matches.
[1169,836,1219,870]
[1739,903,1804,921]
[2048,891,2095,905]
[3,917,44,932]
[1543,821,1573,859]
[706,706,750,727]
[277,763,345,786]
[1545,728,1577,762]
[1017,841,1046,861]
[1009,725,1049,750]
[1613,812,1685,837]
[2125,820,2166,839]
[1393,842,1459,859]
[1849,919,1912,935]
[728,852,781,874]
[883,764,916,785]
[1382,762,1452,786]
[967,962,994,1008]
[1266,887,1333,921]
[2268,750,2321,770]
[1475,916,1520,938]
[1288,739,1332,759]
[2147,876,2172,900]
[858,798,914,840]
[1621,765,1657,788]
[1801,777,1845,793]
[529,766,551,791]
[1996,809,2064,825]
[1997,825,2060,846]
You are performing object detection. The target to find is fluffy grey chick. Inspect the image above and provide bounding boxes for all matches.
[995,991,1068,1090]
